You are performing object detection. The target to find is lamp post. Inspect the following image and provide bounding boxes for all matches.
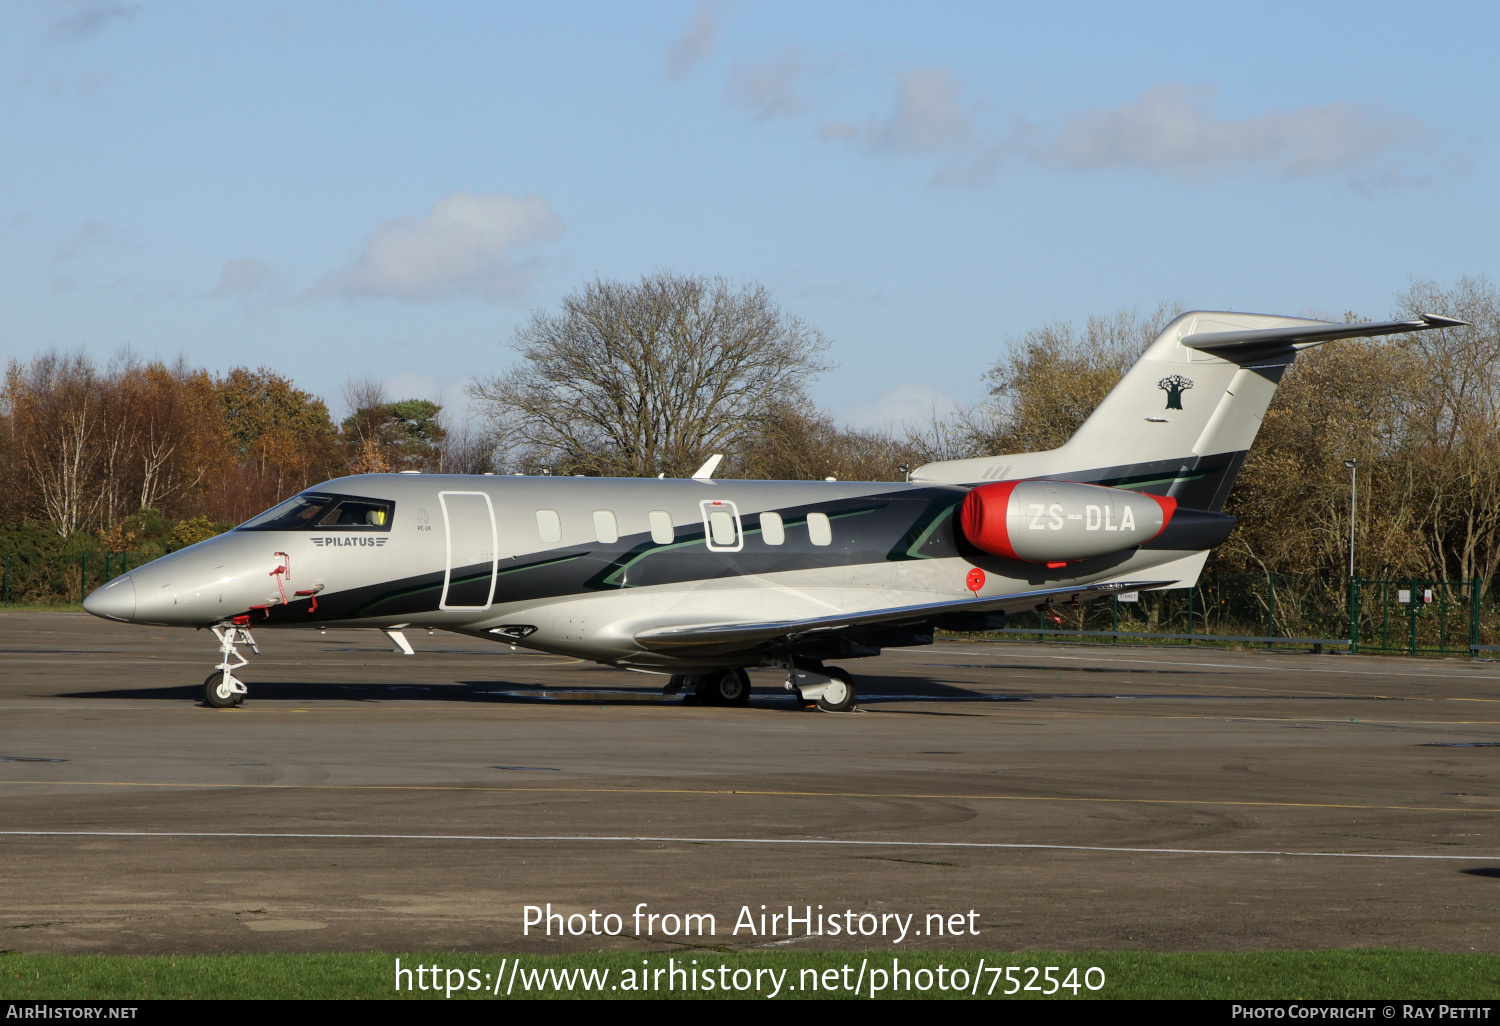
[1344,458,1358,650]
[1343,458,1357,578]
[1350,456,1362,576]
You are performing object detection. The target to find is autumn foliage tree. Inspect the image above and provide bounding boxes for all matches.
[969,303,1180,455]
[209,367,343,523]
[3,354,228,537]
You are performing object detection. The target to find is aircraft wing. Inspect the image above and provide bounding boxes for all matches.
[1179,313,1464,351]
[634,579,1173,651]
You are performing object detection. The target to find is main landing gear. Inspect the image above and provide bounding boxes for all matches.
[202,624,257,708]
[664,669,752,706]
[660,665,858,712]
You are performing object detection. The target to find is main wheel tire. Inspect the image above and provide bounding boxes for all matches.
[816,666,855,712]
[203,670,243,708]
[722,668,752,707]
[697,669,750,707]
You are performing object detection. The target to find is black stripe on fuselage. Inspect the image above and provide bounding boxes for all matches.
[245,464,1237,626]
[1034,450,1248,512]
[255,488,968,623]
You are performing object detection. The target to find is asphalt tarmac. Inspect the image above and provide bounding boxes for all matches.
[1,611,1497,956]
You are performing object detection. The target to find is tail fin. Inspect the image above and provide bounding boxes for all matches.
[913,310,1459,510]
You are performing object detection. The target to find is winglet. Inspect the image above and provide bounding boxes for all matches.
[691,454,724,480]
[1420,313,1466,329]
[1180,314,1467,351]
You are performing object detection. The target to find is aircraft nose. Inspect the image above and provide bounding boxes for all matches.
[83,575,136,622]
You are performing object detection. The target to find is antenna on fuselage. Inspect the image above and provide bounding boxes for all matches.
[691,454,724,480]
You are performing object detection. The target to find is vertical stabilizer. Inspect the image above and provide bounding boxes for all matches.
[912,310,1457,510]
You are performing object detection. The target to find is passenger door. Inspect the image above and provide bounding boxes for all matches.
[440,491,497,609]
[700,499,743,552]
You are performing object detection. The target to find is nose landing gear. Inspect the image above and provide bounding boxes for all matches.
[785,663,856,712]
[203,624,257,708]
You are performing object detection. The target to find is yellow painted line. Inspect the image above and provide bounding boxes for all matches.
[0,779,1493,814]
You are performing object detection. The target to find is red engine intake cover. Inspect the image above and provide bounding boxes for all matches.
[960,480,1178,564]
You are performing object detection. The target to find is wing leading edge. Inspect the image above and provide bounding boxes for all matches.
[633,579,1173,651]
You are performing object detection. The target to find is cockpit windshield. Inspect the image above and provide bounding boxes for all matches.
[237,493,395,531]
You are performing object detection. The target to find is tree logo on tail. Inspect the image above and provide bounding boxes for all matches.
[1158,375,1193,410]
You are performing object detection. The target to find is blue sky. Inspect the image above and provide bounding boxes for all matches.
[2,1,1494,429]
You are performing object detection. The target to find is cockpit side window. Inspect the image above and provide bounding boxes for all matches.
[237,493,395,531]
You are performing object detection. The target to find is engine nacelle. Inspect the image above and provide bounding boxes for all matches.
[960,480,1176,564]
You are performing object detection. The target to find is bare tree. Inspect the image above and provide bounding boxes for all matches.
[728,405,919,482]
[1392,275,1500,582]
[435,415,498,474]
[896,399,990,465]
[972,302,1181,454]
[471,272,833,477]
[4,353,106,536]
[341,377,391,451]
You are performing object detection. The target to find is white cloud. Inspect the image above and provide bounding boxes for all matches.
[50,219,116,264]
[310,191,563,303]
[665,1,725,78]
[726,48,826,121]
[822,67,979,157]
[758,57,1441,188]
[209,258,279,299]
[1037,84,1432,181]
[46,1,140,44]
[840,383,960,432]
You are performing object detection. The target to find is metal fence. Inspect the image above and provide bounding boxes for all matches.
[4,554,1497,658]
[1,551,155,607]
[999,572,1499,657]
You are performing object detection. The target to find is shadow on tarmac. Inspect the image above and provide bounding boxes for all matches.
[55,672,1009,707]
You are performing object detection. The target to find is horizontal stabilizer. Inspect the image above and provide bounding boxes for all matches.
[1180,313,1464,351]
[635,579,1174,650]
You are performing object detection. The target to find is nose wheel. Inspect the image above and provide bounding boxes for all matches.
[204,625,257,708]
[813,667,855,712]
[783,663,857,712]
[203,670,246,708]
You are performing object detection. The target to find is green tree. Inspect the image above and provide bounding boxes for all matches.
[341,384,447,473]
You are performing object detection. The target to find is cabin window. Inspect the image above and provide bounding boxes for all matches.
[536,509,562,545]
[760,511,785,545]
[593,510,618,544]
[699,499,743,552]
[649,510,674,545]
[807,512,832,546]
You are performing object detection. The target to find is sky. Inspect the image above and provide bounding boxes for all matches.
[2,1,1495,431]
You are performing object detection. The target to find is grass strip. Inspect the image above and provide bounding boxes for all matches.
[1,950,1496,1000]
